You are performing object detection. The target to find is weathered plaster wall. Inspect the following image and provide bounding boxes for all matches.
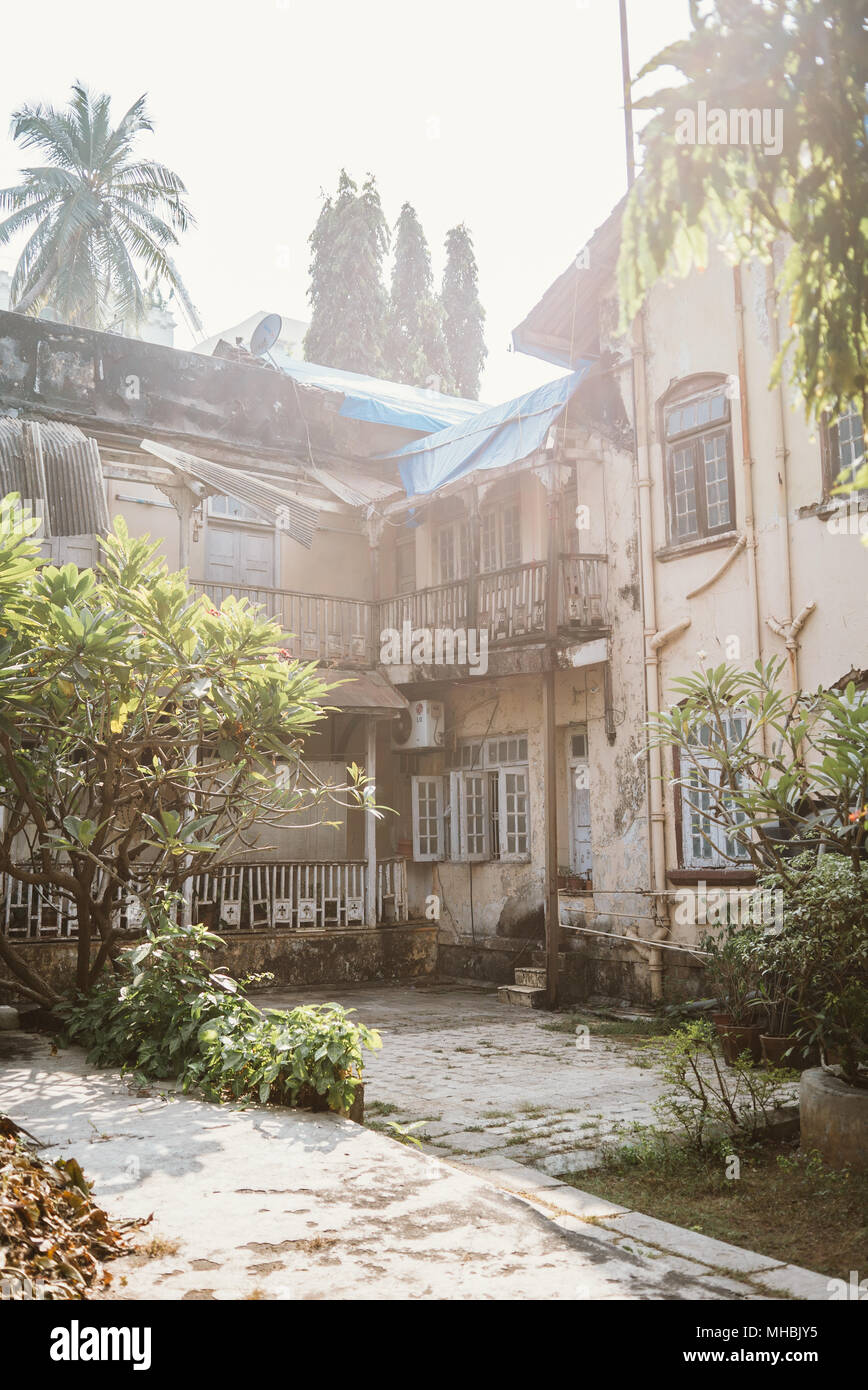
[598,245,868,974]
[2,926,438,1003]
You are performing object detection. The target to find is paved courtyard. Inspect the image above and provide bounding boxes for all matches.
[259,980,670,1175]
[0,989,824,1300]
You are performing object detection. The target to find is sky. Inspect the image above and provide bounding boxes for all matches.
[0,0,692,404]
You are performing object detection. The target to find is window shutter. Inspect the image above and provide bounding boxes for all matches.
[498,766,530,860]
[411,776,444,861]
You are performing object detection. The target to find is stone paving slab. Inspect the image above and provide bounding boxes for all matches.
[756,1265,836,1300]
[595,1211,783,1274]
[1,1039,764,1302]
[262,981,669,1170]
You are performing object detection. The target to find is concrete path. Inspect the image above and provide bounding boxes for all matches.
[1,1029,825,1301]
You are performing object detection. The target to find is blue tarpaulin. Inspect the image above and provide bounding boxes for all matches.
[270,349,488,434]
[382,366,593,497]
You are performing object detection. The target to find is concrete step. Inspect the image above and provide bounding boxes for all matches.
[514,967,547,988]
[497,984,547,1009]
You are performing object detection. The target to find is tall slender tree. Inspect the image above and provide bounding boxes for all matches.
[386,202,451,390]
[304,170,390,374]
[441,223,487,399]
[0,82,193,329]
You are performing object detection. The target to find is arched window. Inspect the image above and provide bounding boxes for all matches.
[660,375,735,544]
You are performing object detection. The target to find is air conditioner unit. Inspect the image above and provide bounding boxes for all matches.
[392,700,445,751]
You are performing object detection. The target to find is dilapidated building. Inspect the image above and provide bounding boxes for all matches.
[1,201,864,1009]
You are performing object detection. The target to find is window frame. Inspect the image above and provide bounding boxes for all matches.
[412,734,531,864]
[821,403,866,500]
[676,714,752,870]
[480,496,522,573]
[662,380,736,545]
[434,519,470,584]
[411,775,445,862]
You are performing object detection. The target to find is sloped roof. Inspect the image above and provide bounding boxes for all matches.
[512,197,626,368]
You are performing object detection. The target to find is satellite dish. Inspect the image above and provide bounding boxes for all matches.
[250,313,282,356]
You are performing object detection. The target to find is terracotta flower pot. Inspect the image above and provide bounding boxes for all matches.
[760,1033,812,1070]
[715,1021,762,1065]
[711,1011,734,1027]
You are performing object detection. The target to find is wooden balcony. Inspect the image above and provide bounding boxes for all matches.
[192,556,608,675]
[191,581,375,666]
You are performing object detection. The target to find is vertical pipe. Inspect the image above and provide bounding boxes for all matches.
[364,716,378,927]
[631,314,669,1002]
[764,262,798,690]
[732,265,767,742]
[544,482,561,1006]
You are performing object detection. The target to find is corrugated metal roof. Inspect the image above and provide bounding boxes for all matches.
[140,439,319,549]
[0,416,110,538]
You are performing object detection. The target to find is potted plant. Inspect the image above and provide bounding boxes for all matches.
[748,925,815,1070]
[760,853,868,1169]
[700,926,764,1064]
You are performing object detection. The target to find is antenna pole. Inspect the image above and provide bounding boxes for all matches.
[619,0,636,188]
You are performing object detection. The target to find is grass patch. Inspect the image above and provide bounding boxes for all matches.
[540,1010,672,1040]
[365,1100,402,1117]
[564,1135,867,1280]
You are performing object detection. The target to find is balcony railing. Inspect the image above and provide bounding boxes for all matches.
[377,579,470,637]
[192,556,608,671]
[191,859,408,931]
[191,581,374,666]
[0,859,409,938]
[477,560,548,643]
[558,554,608,631]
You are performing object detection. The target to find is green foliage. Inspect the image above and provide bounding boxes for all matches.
[0,505,378,1001]
[442,223,487,399]
[618,0,868,428]
[0,81,193,326]
[647,657,868,877]
[379,1120,427,1148]
[59,892,381,1115]
[700,925,763,1024]
[385,203,452,391]
[650,1021,795,1153]
[756,853,868,1084]
[304,170,390,374]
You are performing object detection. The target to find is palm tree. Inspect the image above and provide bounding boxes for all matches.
[0,82,194,329]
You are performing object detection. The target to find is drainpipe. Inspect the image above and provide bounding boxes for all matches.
[631,311,670,1002]
[543,476,562,1007]
[764,262,800,691]
[732,266,765,735]
[364,716,378,927]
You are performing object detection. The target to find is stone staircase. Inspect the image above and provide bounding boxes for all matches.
[496,964,548,1008]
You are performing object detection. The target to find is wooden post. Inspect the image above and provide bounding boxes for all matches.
[364,716,378,926]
